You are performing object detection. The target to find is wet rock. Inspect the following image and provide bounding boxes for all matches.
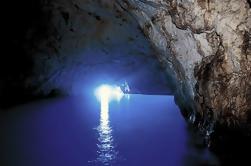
[117,0,251,136]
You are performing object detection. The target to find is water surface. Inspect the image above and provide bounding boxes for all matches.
[0,95,217,166]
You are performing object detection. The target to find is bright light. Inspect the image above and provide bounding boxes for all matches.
[95,84,119,164]
[95,84,124,102]
[93,83,130,164]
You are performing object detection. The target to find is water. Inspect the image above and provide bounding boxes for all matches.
[0,95,218,166]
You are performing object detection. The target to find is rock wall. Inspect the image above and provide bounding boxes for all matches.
[117,0,251,134]
[1,0,171,108]
[2,0,250,134]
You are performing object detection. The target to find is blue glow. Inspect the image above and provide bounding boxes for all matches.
[95,84,124,102]
[94,84,122,164]
[93,84,130,164]
[96,88,117,165]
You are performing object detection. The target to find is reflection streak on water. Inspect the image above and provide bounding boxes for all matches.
[96,95,117,165]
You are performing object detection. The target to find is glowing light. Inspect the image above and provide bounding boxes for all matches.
[93,84,130,164]
[95,84,124,102]
[94,84,119,165]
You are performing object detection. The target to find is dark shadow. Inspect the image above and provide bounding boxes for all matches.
[1,0,51,109]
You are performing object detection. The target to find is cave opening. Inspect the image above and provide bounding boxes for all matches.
[1,0,173,108]
[1,0,251,165]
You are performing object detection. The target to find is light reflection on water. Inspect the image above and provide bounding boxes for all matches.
[0,95,220,166]
[95,90,119,165]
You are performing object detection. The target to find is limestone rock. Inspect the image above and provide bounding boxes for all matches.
[117,0,251,132]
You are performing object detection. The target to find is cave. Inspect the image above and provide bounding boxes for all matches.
[1,0,250,165]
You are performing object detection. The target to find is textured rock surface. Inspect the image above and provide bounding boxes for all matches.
[27,0,170,95]
[1,0,171,107]
[116,0,251,133]
[2,0,250,134]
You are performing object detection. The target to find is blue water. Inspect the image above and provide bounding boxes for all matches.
[0,95,218,166]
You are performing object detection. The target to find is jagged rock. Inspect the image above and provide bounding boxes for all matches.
[116,0,251,133]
